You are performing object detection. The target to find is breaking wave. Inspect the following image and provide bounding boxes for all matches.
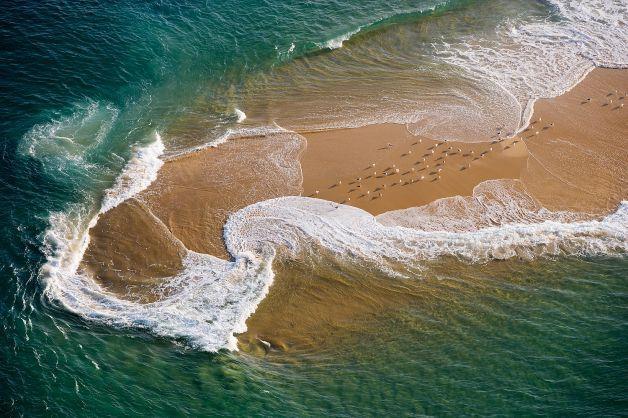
[40,156,627,352]
[434,0,628,129]
[36,0,628,352]
[19,101,119,175]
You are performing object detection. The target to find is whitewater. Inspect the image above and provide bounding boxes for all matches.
[36,0,628,351]
[40,137,627,351]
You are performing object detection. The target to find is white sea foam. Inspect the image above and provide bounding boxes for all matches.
[377,180,585,232]
[40,133,164,273]
[435,0,628,129]
[20,101,119,172]
[235,108,247,123]
[321,28,362,50]
[101,134,164,213]
[170,123,291,157]
[43,237,275,351]
[40,131,278,351]
[226,197,627,268]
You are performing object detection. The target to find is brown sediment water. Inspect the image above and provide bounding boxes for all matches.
[79,68,627,352]
[141,131,305,259]
[82,198,186,302]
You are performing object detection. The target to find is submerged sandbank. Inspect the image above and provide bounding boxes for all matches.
[79,68,627,352]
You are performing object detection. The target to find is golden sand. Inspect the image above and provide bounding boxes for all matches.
[301,124,527,215]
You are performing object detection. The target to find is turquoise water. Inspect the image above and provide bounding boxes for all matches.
[2,0,627,415]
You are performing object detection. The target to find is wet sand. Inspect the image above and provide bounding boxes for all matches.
[79,68,627,351]
[520,68,627,214]
[301,124,527,215]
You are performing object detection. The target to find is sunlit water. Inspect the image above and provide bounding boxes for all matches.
[1,0,627,415]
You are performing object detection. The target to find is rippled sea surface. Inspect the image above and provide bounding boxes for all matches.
[1,0,626,415]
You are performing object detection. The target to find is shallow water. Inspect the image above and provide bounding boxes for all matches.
[1,0,627,415]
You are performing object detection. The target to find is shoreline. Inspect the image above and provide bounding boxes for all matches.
[74,67,627,351]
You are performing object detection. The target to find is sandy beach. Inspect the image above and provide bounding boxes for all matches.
[80,67,627,350]
[301,124,527,214]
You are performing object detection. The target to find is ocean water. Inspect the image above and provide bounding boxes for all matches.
[1,0,627,415]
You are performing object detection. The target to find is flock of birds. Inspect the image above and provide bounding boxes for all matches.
[306,89,625,207]
[307,133,524,205]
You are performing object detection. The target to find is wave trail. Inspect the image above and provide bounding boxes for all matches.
[42,173,627,352]
[226,197,627,269]
[315,1,455,51]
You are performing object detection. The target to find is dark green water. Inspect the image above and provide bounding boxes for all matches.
[3,257,627,415]
[1,0,627,415]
